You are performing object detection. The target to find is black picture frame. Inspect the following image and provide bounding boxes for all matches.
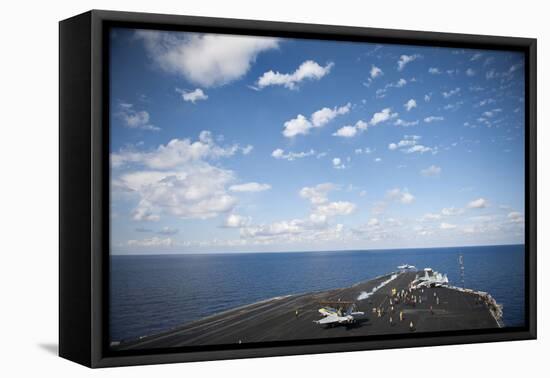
[59,9,537,368]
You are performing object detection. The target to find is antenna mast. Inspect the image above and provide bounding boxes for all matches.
[458,253,465,289]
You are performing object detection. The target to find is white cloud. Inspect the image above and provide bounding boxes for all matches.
[421,165,442,177]
[271,148,315,161]
[229,182,271,192]
[237,183,355,243]
[441,207,464,216]
[424,93,432,102]
[370,65,383,78]
[442,87,461,98]
[311,103,351,128]
[394,119,419,127]
[333,120,368,138]
[111,131,245,170]
[421,213,441,221]
[256,60,333,90]
[466,68,476,77]
[315,201,356,217]
[355,147,373,155]
[507,211,524,223]
[332,157,343,168]
[110,132,259,221]
[333,125,358,138]
[424,116,444,123]
[283,103,351,138]
[388,135,437,154]
[123,165,237,221]
[397,54,420,71]
[369,108,398,126]
[471,53,483,61]
[375,79,408,98]
[135,30,279,87]
[116,103,160,131]
[406,145,434,154]
[300,183,336,205]
[428,67,441,74]
[467,198,488,209]
[404,99,417,111]
[176,88,208,103]
[242,145,254,155]
[440,222,457,230]
[128,237,175,247]
[224,214,251,228]
[367,218,380,226]
[282,114,312,138]
[387,188,415,204]
[157,227,179,235]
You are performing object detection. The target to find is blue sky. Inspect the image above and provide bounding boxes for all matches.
[109,28,525,255]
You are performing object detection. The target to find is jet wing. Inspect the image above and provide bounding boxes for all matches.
[315,314,340,324]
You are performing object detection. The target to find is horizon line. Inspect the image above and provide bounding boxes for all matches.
[111,242,525,257]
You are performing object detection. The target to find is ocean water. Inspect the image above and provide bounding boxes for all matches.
[110,244,525,342]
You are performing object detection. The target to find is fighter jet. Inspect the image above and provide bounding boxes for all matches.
[314,301,365,327]
[397,264,417,270]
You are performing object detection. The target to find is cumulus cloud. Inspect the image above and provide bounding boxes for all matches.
[421,213,442,221]
[442,87,461,98]
[332,120,368,138]
[256,60,333,90]
[224,214,251,228]
[111,131,248,169]
[157,227,179,235]
[388,135,437,154]
[283,103,351,138]
[123,165,237,221]
[370,65,383,78]
[466,68,476,77]
[282,114,312,138]
[116,103,160,131]
[471,53,483,61]
[421,165,441,177]
[176,88,208,103]
[387,188,415,204]
[394,119,419,127]
[271,148,315,161]
[507,211,524,224]
[332,157,345,169]
[428,67,441,74]
[311,103,351,128]
[369,108,398,126]
[237,183,354,243]
[135,30,279,87]
[440,222,457,230]
[128,237,175,247]
[300,183,336,205]
[375,79,408,98]
[397,54,420,71]
[110,131,261,221]
[333,125,358,138]
[441,207,464,216]
[424,116,444,123]
[404,99,417,111]
[229,182,271,192]
[467,198,488,209]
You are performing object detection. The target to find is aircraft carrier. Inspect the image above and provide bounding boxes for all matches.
[113,268,503,351]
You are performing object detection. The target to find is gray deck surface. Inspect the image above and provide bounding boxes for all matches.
[116,271,500,350]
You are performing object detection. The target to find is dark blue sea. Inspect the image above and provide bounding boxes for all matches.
[110,244,525,342]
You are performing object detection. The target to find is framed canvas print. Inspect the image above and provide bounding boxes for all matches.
[59,10,536,368]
